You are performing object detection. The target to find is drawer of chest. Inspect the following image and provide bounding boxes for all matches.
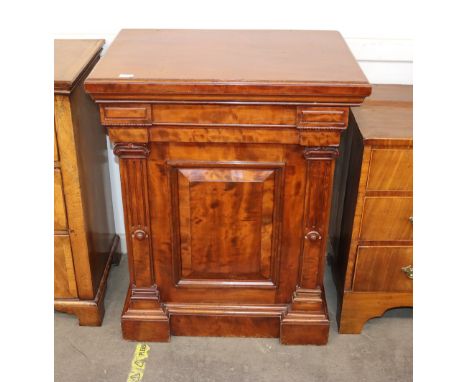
[360,197,412,241]
[353,246,413,292]
[54,168,68,231]
[367,148,413,192]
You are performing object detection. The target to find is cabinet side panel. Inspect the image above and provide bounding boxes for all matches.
[54,235,78,298]
[54,94,93,299]
[70,80,117,296]
[328,122,353,258]
[334,113,365,290]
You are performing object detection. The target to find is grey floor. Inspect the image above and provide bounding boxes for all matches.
[55,255,412,382]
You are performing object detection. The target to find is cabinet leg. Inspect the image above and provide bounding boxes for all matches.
[77,303,105,326]
[55,299,105,327]
[122,315,170,342]
[338,310,368,334]
[121,286,170,342]
[54,235,119,326]
[280,287,329,345]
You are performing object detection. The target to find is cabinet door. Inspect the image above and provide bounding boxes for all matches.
[149,143,309,304]
[171,163,283,284]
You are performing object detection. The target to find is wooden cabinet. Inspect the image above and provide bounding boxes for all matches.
[329,85,413,334]
[85,29,371,344]
[54,40,121,325]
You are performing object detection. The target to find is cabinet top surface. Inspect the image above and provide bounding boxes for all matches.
[353,85,413,144]
[85,29,370,100]
[55,39,105,93]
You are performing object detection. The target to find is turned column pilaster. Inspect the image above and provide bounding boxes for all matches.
[113,142,154,288]
[299,146,339,288]
[113,142,169,341]
[280,146,339,344]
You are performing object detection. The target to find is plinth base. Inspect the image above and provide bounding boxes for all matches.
[120,286,329,345]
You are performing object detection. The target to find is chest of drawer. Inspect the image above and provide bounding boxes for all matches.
[353,246,413,292]
[360,196,413,242]
[331,85,413,334]
[367,148,413,192]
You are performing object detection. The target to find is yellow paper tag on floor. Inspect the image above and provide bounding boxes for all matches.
[126,343,150,382]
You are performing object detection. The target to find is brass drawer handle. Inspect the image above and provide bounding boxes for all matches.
[409,216,413,224]
[305,230,322,241]
[401,265,413,279]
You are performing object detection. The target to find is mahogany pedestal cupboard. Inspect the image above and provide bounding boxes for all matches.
[85,29,371,344]
[54,40,121,326]
[329,85,413,334]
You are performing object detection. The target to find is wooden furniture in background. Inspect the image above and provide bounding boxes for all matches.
[85,29,371,344]
[329,85,413,334]
[54,39,121,326]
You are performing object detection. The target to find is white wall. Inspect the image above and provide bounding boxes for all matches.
[57,26,413,254]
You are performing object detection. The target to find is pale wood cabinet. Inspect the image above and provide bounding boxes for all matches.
[329,85,413,334]
[54,40,121,325]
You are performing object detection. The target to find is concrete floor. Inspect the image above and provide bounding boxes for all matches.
[55,255,412,382]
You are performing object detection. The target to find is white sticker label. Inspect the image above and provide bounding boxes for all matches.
[119,73,134,78]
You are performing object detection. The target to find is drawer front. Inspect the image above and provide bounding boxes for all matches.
[297,107,348,129]
[153,104,297,126]
[101,103,348,130]
[54,235,77,298]
[54,169,68,231]
[101,104,152,125]
[353,246,413,292]
[367,149,413,191]
[360,197,412,241]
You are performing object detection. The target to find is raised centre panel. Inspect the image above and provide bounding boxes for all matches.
[168,161,284,288]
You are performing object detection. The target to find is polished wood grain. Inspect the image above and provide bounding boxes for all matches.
[86,30,371,101]
[55,236,121,326]
[330,85,413,334]
[54,39,121,325]
[362,84,412,107]
[54,93,94,297]
[367,149,413,191]
[168,303,285,338]
[171,163,282,283]
[54,126,59,162]
[360,197,413,242]
[152,104,297,126]
[55,39,105,93]
[101,104,152,126]
[353,246,413,292]
[54,169,68,231]
[54,235,77,298]
[86,29,371,344]
[338,291,412,334]
[353,105,412,146]
[148,126,342,146]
